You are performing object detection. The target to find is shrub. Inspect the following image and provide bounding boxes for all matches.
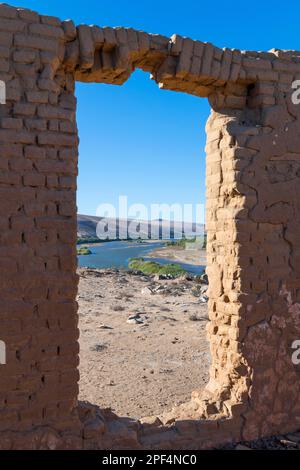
[128,258,186,278]
[77,247,92,255]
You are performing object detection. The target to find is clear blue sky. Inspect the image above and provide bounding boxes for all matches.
[11,1,300,219]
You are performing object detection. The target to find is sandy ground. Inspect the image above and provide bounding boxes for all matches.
[78,268,210,419]
[148,244,206,266]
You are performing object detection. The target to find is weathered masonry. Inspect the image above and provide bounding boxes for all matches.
[0,2,299,450]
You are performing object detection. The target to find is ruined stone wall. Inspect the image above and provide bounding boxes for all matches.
[0,4,80,445]
[0,2,299,449]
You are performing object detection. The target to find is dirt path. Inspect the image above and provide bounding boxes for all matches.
[78,268,210,419]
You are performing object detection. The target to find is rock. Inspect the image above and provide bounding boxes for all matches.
[191,286,201,297]
[279,438,299,447]
[139,416,163,426]
[200,284,208,294]
[127,314,144,324]
[128,269,143,276]
[199,294,208,303]
[141,287,154,295]
[194,273,209,284]
[235,444,252,450]
[286,433,300,443]
[189,314,203,321]
[178,273,194,281]
[111,305,125,311]
[127,318,143,324]
[159,274,171,280]
[90,342,107,352]
[153,285,166,293]
[191,285,209,299]
[83,415,106,439]
[39,430,61,450]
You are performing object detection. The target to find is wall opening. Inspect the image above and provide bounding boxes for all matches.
[75,69,212,419]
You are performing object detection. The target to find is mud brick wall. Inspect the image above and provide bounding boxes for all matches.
[0,2,299,449]
[0,3,80,439]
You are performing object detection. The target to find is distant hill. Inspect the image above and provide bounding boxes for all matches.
[77,214,205,241]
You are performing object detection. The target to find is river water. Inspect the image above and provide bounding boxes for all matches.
[77,240,205,275]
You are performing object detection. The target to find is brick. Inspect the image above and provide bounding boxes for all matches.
[0,129,35,144]
[0,46,9,58]
[0,18,26,32]
[200,42,215,78]
[13,103,36,116]
[58,202,75,216]
[0,31,13,47]
[38,132,77,147]
[59,94,77,110]
[37,78,61,93]
[49,120,59,132]
[17,8,39,22]
[25,119,47,131]
[13,49,36,64]
[59,176,76,189]
[176,38,194,78]
[59,121,76,133]
[23,172,45,187]
[24,146,46,160]
[0,4,18,19]
[9,157,32,172]
[45,149,58,159]
[6,84,21,102]
[29,23,64,40]
[0,58,9,72]
[91,25,104,45]
[14,63,38,78]
[64,39,79,70]
[62,20,77,41]
[41,15,62,27]
[219,49,233,82]
[35,160,76,175]
[46,175,59,188]
[40,51,60,66]
[0,144,23,158]
[0,156,8,170]
[37,104,74,120]
[77,24,94,69]
[0,170,21,185]
[14,34,58,53]
[59,149,76,160]
[1,118,22,129]
[26,91,49,104]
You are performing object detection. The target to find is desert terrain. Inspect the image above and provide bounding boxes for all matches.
[78,267,210,419]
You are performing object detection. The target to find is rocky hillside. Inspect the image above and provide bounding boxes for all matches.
[77,214,205,241]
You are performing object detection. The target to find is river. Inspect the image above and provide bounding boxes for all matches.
[77,240,205,275]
